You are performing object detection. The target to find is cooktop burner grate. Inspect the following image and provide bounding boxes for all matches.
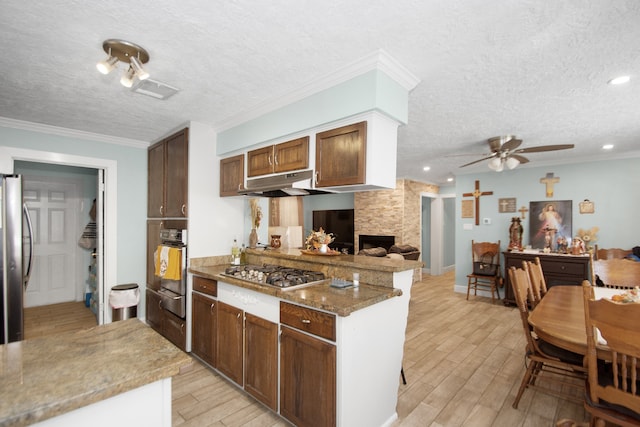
[222,264,326,289]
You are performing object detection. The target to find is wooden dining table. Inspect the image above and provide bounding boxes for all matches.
[528,285,620,356]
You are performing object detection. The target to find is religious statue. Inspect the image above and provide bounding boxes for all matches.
[508,217,523,251]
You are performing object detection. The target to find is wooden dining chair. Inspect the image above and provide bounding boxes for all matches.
[592,258,640,289]
[509,266,586,409]
[523,256,548,308]
[594,245,632,261]
[466,240,502,303]
[582,280,640,426]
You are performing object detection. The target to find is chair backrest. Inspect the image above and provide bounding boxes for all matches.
[523,257,547,308]
[594,245,632,261]
[582,280,640,413]
[508,266,537,354]
[471,240,501,266]
[592,258,640,289]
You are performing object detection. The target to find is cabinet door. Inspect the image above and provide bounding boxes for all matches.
[315,121,366,187]
[146,220,163,290]
[274,137,309,173]
[164,129,189,218]
[220,154,245,197]
[147,140,165,217]
[280,325,336,427]
[247,146,274,177]
[145,289,163,333]
[163,309,186,351]
[244,313,278,410]
[192,292,217,367]
[216,302,244,385]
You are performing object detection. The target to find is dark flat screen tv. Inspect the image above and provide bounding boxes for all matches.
[312,209,354,254]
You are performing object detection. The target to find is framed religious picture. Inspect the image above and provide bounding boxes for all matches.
[529,200,572,250]
[498,198,516,213]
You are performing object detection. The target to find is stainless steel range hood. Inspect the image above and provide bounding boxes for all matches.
[238,170,332,197]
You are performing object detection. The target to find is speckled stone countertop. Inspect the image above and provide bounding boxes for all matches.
[189,264,402,317]
[0,319,192,427]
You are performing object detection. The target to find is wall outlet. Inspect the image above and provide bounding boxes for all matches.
[483,218,491,225]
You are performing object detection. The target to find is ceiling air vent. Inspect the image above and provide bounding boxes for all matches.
[131,78,180,100]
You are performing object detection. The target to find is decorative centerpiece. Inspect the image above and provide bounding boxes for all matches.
[576,226,599,253]
[304,228,335,254]
[249,199,262,249]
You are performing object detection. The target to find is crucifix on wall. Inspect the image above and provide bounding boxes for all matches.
[540,172,560,198]
[463,180,493,226]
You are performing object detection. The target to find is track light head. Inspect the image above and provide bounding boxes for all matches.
[96,55,118,75]
[120,67,135,88]
[130,56,149,80]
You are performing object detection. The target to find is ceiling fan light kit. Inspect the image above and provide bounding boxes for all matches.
[96,39,150,88]
[459,136,574,172]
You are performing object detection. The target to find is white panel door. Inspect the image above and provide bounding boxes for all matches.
[24,179,79,307]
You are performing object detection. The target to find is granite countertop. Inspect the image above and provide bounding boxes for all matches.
[189,265,402,317]
[0,319,192,427]
[246,248,423,272]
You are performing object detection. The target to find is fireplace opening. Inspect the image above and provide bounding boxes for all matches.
[358,235,395,252]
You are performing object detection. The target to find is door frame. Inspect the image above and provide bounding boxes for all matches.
[0,147,116,325]
[421,191,456,276]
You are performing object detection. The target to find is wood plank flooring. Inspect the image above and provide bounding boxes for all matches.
[24,272,591,426]
[24,301,97,339]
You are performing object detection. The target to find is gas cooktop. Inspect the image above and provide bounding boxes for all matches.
[222,264,326,290]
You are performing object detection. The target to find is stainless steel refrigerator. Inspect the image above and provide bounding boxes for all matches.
[1,175,34,344]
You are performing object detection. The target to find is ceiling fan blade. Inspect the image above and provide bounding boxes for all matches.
[515,144,575,154]
[510,154,529,164]
[459,154,497,168]
[501,138,522,151]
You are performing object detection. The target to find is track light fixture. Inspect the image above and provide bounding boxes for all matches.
[96,39,150,87]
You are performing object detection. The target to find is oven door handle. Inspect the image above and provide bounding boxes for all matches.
[158,288,182,299]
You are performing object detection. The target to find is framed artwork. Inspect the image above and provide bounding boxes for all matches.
[529,200,572,250]
[461,200,474,218]
[579,199,594,214]
[499,198,516,213]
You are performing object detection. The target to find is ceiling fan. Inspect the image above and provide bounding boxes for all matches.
[459,136,575,171]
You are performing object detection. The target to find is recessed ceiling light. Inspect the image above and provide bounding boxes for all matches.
[423,166,431,171]
[608,76,630,85]
[602,144,614,150]
[447,176,454,182]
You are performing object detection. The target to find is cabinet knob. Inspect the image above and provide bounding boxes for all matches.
[301,319,311,324]
[181,204,186,215]
[160,205,164,216]
[314,171,319,186]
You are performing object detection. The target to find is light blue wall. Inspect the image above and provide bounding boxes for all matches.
[0,127,147,290]
[217,70,409,154]
[454,157,640,291]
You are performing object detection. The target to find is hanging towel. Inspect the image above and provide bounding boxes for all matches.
[165,247,182,280]
[155,245,182,280]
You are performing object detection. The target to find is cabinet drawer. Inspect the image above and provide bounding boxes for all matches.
[193,276,217,297]
[280,302,336,341]
[540,260,585,276]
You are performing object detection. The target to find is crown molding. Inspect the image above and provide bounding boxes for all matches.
[0,117,150,149]
[215,49,420,132]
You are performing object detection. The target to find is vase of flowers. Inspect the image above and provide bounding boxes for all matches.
[305,227,335,252]
[249,199,262,249]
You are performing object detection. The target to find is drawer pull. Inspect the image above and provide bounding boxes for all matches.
[301,319,311,324]
[210,303,215,313]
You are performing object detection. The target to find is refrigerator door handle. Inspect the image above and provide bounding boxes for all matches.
[23,203,34,288]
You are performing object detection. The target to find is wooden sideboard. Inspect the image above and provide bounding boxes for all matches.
[502,251,591,306]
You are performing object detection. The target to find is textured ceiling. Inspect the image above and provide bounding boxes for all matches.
[1,0,639,185]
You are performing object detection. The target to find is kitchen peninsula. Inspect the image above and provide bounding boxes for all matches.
[189,249,421,427]
[0,319,192,427]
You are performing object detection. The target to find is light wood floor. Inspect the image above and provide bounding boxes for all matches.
[24,301,97,339]
[24,272,590,426]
